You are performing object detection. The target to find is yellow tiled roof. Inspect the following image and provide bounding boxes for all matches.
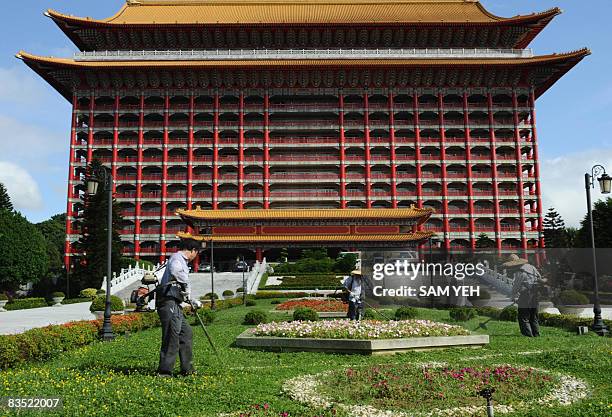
[46,1,560,25]
[176,207,433,221]
[177,231,434,242]
[16,49,592,69]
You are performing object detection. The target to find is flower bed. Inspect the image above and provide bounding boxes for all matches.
[254,319,469,339]
[263,274,343,290]
[283,363,589,417]
[275,299,348,312]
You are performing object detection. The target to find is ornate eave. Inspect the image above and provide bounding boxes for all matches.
[16,48,590,101]
[45,2,561,51]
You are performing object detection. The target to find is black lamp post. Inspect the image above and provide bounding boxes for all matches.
[584,164,611,336]
[86,166,115,341]
[209,237,215,310]
[428,236,440,308]
[242,255,247,306]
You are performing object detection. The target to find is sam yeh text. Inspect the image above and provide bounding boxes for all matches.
[373,285,481,297]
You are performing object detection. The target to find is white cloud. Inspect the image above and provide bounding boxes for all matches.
[0,66,45,105]
[540,148,612,227]
[0,162,43,211]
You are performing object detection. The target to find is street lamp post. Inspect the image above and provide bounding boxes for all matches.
[428,237,439,308]
[209,238,215,310]
[584,164,611,336]
[86,166,115,341]
[242,255,247,306]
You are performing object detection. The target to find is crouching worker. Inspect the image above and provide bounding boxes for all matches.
[156,238,203,377]
[343,270,366,320]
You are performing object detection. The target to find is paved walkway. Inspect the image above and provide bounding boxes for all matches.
[0,302,96,335]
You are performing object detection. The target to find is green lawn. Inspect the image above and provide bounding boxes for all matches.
[1,300,610,417]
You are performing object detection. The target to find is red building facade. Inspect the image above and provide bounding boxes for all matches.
[19,1,588,266]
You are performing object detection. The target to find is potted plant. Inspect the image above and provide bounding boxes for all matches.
[90,295,125,320]
[468,288,491,307]
[51,291,65,306]
[0,293,8,312]
[555,289,590,316]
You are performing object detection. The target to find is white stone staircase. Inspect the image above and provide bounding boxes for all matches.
[101,262,167,296]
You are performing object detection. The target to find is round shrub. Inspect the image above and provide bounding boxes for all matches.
[51,291,65,298]
[89,295,124,312]
[449,307,477,322]
[0,293,8,301]
[468,288,491,300]
[270,300,281,305]
[364,308,377,319]
[236,287,244,293]
[246,299,257,307]
[293,307,319,322]
[394,306,418,320]
[96,289,106,295]
[499,305,518,322]
[557,289,589,305]
[196,309,215,325]
[222,290,234,298]
[79,288,98,300]
[243,310,269,325]
[204,292,219,300]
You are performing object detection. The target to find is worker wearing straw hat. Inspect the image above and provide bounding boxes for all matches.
[503,254,542,337]
[343,269,366,320]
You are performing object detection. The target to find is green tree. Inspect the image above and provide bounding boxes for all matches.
[0,182,13,212]
[333,252,358,274]
[543,207,569,248]
[574,198,612,248]
[565,227,579,248]
[0,210,49,291]
[475,233,495,249]
[36,214,66,273]
[72,160,124,291]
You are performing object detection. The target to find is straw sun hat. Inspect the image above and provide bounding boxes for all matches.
[502,254,528,268]
[351,269,362,276]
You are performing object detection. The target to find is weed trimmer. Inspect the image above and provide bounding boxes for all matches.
[192,305,221,360]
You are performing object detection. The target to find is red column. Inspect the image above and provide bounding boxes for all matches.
[389,89,397,208]
[264,91,270,208]
[439,92,450,251]
[529,90,544,248]
[160,93,170,263]
[364,92,371,208]
[238,92,245,208]
[256,247,263,262]
[213,93,219,209]
[187,94,195,210]
[65,93,78,269]
[463,92,476,248]
[487,92,502,252]
[134,94,144,258]
[87,94,95,162]
[112,94,120,193]
[512,90,527,250]
[413,91,423,207]
[339,91,347,208]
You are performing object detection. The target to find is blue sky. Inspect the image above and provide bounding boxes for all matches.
[1,0,611,226]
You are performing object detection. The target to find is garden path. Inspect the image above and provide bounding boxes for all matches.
[0,302,95,335]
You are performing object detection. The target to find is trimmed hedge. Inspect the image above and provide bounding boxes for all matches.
[253,291,309,299]
[394,306,418,320]
[293,307,319,322]
[79,288,98,299]
[62,297,91,305]
[0,313,160,370]
[475,306,612,332]
[222,290,235,298]
[244,310,269,325]
[263,274,343,290]
[449,307,477,322]
[4,298,48,311]
[557,289,589,305]
[90,295,124,312]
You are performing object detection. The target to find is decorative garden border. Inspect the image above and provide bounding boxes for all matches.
[269,310,348,318]
[280,363,589,417]
[235,328,489,355]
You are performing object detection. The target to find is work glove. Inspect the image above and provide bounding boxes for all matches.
[190,300,202,310]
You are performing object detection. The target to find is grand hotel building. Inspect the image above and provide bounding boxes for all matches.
[19,0,588,266]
